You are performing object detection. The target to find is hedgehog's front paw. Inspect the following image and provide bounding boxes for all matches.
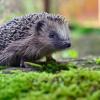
[20,61,32,68]
[46,55,56,63]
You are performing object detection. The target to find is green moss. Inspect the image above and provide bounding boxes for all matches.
[95,58,100,65]
[25,61,77,73]
[0,58,100,100]
[0,68,100,100]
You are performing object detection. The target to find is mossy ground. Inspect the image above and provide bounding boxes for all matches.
[0,57,100,100]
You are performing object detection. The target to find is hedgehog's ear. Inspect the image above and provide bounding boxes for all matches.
[35,20,45,35]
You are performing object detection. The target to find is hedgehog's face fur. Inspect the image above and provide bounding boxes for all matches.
[33,13,71,52]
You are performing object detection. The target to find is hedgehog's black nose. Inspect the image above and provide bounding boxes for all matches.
[63,41,71,48]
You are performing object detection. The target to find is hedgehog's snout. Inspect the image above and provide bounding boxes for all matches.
[62,41,71,48]
[59,40,71,49]
[53,40,71,50]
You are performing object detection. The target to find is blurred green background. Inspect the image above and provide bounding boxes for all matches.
[0,0,100,60]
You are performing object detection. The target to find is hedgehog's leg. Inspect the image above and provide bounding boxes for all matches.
[20,58,25,68]
[20,57,40,71]
[20,57,33,68]
[46,54,56,62]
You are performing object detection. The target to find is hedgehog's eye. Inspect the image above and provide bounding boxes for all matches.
[49,31,57,38]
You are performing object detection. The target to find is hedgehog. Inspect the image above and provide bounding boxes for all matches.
[0,12,71,67]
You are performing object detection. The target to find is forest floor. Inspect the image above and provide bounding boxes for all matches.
[0,57,100,100]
